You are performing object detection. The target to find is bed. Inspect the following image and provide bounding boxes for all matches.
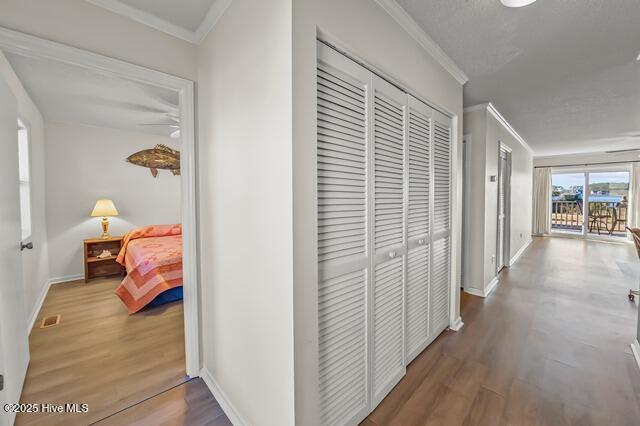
[115,224,183,314]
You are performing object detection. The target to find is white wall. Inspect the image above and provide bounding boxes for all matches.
[463,110,487,294]
[485,112,533,279]
[0,0,196,81]
[0,52,50,328]
[44,121,181,280]
[196,0,294,425]
[292,1,464,423]
[463,106,533,294]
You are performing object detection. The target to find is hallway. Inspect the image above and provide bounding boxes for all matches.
[364,237,640,425]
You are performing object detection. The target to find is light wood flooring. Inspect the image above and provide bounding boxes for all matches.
[364,237,640,425]
[17,277,199,425]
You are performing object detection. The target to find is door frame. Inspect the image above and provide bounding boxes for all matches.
[496,142,511,273]
[550,165,632,243]
[461,134,472,289]
[0,27,201,377]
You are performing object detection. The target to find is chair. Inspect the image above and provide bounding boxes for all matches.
[626,227,640,301]
[589,203,614,235]
[612,205,627,235]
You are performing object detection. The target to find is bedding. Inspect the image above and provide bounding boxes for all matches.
[115,224,183,314]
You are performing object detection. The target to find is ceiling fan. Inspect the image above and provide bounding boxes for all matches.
[137,113,181,139]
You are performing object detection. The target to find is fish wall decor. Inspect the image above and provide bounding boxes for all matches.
[126,144,180,178]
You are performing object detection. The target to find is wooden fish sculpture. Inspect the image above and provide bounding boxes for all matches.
[126,144,180,178]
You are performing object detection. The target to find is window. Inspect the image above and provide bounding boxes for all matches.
[18,118,31,241]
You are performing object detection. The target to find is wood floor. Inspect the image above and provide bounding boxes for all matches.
[17,277,194,425]
[364,237,640,425]
[17,237,640,425]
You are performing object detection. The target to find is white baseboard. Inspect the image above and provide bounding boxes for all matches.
[632,339,640,371]
[465,276,499,298]
[48,273,84,285]
[28,274,84,334]
[508,239,532,267]
[485,276,499,296]
[28,279,52,334]
[200,367,248,426]
[449,316,464,331]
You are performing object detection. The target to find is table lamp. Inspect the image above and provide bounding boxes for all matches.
[91,199,119,239]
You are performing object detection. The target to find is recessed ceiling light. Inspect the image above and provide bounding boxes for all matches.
[501,0,537,7]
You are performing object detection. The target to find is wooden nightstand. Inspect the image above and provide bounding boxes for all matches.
[83,236,125,283]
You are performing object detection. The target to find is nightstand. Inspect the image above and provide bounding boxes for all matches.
[83,236,125,283]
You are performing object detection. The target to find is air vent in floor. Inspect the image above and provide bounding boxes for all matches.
[40,314,61,328]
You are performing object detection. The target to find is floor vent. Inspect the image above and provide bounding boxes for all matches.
[40,315,61,328]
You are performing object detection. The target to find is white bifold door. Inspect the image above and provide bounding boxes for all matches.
[316,41,453,425]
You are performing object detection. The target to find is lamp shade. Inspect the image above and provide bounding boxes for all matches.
[91,199,119,217]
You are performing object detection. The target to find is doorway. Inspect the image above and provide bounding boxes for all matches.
[551,168,630,240]
[496,144,511,272]
[0,27,200,424]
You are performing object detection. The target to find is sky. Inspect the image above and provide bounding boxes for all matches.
[552,171,630,189]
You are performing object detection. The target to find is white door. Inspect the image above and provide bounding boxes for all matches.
[497,148,510,271]
[316,42,371,426]
[430,112,452,337]
[0,73,29,426]
[370,75,406,406]
[405,95,431,363]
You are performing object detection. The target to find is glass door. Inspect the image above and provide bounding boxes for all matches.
[551,169,631,240]
[551,172,585,235]
[586,171,630,238]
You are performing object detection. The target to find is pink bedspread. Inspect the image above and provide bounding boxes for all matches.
[115,224,182,314]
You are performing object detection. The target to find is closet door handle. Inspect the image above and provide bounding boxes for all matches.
[418,239,425,245]
[388,251,397,259]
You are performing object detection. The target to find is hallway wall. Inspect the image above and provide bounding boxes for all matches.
[463,104,533,295]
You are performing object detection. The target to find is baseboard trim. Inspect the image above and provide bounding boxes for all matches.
[200,367,248,426]
[485,276,499,296]
[508,238,532,267]
[632,339,640,371]
[48,274,84,285]
[449,316,464,331]
[28,274,84,334]
[464,287,485,297]
[465,276,499,298]
[28,279,52,334]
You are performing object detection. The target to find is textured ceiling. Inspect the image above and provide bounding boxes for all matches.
[116,0,216,31]
[5,52,179,137]
[397,0,640,156]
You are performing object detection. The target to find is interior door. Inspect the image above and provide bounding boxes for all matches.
[316,42,371,426]
[497,149,508,271]
[0,70,29,426]
[405,95,431,363]
[370,75,407,407]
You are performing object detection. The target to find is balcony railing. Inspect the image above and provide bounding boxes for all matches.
[551,200,627,236]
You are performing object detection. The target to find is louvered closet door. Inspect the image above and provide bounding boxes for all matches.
[430,111,452,336]
[316,42,371,426]
[370,75,407,406]
[405,95,432,363]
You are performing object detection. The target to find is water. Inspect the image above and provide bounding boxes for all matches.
[552,194,623,203]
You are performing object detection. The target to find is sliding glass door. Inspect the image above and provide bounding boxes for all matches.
[551,169,630,239]
[586,171,629,238]
[551,172,584,235]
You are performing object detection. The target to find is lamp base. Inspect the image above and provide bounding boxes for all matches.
[101,217,111,239]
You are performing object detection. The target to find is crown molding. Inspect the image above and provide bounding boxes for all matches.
[464,102,535,156]
[194,0,233,43]
[85,0,233,45]
[373,0,469,85]
[86,0,197,43]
